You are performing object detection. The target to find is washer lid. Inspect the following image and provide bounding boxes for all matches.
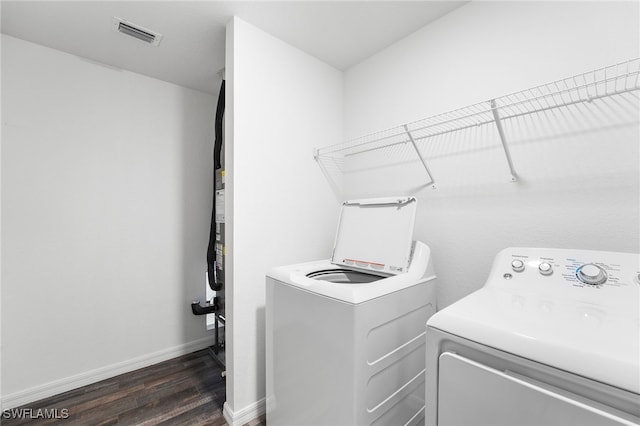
[331,196,417,275]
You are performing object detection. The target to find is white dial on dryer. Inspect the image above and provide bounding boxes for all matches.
[576,263,607,285]
[538,262,553,276]
[511,259,525,272]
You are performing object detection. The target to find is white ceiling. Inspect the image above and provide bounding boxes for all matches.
[1,1,467,94]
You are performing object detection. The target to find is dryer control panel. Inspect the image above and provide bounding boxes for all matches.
[487,247,640,309]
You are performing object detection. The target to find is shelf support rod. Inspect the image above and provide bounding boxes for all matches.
[403,124,436,188]
[490,99,518,182]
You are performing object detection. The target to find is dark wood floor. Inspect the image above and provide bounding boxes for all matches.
[2,349,264,426]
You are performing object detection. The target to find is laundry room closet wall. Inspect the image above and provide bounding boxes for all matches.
[1,35,216,407]
[342,1,640,308]
[223,17,342,425]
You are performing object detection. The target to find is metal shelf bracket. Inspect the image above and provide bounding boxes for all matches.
[490,99,518,182]
[403,124,436,189]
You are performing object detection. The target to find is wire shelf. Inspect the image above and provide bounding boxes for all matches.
[314,58,640,190]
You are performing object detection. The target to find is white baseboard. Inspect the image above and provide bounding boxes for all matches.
[1,337,213,409]
[223,398,266,426]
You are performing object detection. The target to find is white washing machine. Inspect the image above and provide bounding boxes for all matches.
[266,197,437,426]
[426,247,640,426]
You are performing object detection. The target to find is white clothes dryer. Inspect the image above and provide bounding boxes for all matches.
[426,247,640,426]
[266,197,437,426]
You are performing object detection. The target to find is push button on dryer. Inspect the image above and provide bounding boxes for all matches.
[511,259,525,272]
[538,262,553,276]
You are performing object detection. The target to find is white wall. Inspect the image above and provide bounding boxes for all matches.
[343,1,639,307]
[1,35,216,406]
[224,17,343,423]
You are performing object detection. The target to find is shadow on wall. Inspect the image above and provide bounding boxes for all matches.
[325,87,640,308]
[318,60,640,199]
[256,305,266,402]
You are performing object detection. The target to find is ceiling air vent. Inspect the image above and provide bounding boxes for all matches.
[112,17,163,46]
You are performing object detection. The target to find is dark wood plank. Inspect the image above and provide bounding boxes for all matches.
[0,349,256,426]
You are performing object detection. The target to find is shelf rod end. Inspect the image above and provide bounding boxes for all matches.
[490,99,519,182]
[403,124,436,188]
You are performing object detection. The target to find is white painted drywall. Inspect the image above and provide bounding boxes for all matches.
[1,35,216,404]
[224,17,343,420]
[343,1,640,307]
[0,32,3,411]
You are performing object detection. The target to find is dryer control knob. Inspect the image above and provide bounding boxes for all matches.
[511,259,525,272]
[538,262,553,276]
[577,264,607,285]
